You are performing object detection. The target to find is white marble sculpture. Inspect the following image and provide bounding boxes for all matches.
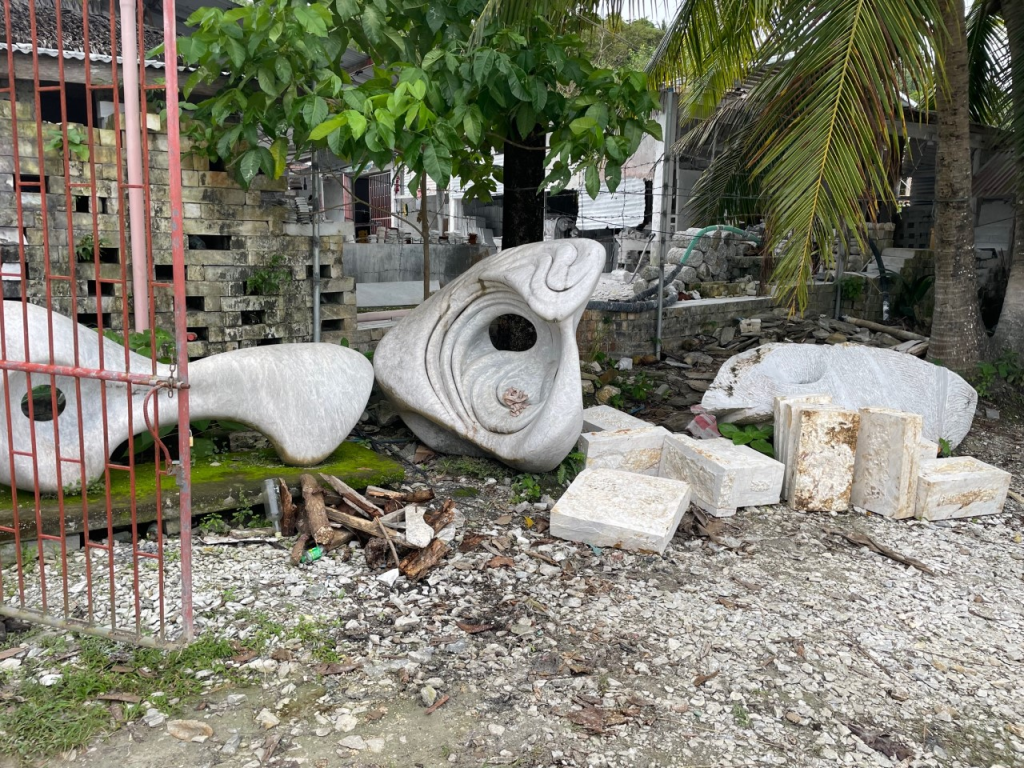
[701,343,977,448]
[373,239,605,472]
[0,302,374,492]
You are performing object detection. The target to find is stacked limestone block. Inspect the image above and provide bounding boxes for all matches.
[0,99,356,359]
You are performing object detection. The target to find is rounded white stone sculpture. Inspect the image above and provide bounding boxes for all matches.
[701,342,977,448]
[0,302,373,492]
[373,239,605,472]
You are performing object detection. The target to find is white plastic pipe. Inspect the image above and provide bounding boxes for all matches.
[119,0,149,331]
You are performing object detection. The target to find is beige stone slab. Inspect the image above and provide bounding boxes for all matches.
[851,408,923,519]
[916,457,1010,520]
[918,439,939,464]
[788,406,860,512]
[774,393,832,497]
[581,405,652,433]
[659,435,783,517]
[550,468,691,554]
[578,426,670,476]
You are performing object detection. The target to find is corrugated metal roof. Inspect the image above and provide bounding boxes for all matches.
[973,152,1014,199]
[577,177,647,230]
[1,42,169,68]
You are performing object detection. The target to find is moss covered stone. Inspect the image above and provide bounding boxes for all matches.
[0,440,403,543]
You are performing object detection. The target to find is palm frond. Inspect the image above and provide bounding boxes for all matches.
[967,0,1011,127]
[732,0,940,309]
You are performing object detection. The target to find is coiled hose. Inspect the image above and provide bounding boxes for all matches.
[586,225,763,312]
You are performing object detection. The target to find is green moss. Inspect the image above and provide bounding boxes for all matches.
[0,440,403,543]
[452,486,479,498]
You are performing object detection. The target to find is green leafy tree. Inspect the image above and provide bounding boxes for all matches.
[176,0,661,279]
[586,15,666,71]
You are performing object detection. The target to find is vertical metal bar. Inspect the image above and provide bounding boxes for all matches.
[312,154,322,342]
[654,88,678,360]
[120,0,150,331]
[162,0,195,642]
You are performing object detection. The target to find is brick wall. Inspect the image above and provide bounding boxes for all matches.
[0,99,356,358]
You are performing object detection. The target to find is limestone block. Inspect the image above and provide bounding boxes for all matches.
[374,240,605,472]
[659,435,784,517]
[773,393,832,474]
[581,405,651,433]
[550,468,691,554]
[703,343,977,448]
[915,457,1010,520]
[787,406,860,512]
[578,426,670,476]
[918,439,939,464]
[0,303,374,492]
[851,408,923,519]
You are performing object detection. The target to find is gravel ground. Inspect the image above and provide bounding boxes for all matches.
[2,414,1023,768]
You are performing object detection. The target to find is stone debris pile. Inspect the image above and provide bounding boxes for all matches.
[552,397,1010,551]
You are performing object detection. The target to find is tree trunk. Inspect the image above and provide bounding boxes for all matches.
[991,0,1024,357]
[927,0,986,373]
[502,129,546,248]
[420,173,431,301]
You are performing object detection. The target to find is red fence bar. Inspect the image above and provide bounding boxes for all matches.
[0,0,192,646]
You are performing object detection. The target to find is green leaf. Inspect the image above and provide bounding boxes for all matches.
[750,439,775,457]
[584,164,599,199]
[422,141,451,185]
[274,57,293,84]
[410,79,427,101]
[422,49,445,70]
[425,5,446,32]
[302,96,328,129]
[570,116,598,135]
[346,110,367,139]
[717,422,740,439]
[309,114,346,141]
[605,163,621,194]
[257,65,278,97]
[269,138,288,178]
[643,119,663,141]
[515,104,536,142]
[224,37,246,69]
[335,0,359,20]
[239,148,261,185]
[463,110,482,144]
[473,49,496,84]
[507,69,530,102]
[293,4,327,36]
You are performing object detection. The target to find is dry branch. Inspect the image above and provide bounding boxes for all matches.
[278,478,296,537]
[424,498,456,533]
[326,506,419,549]
[320,474,382,518]
[841,316,927,341]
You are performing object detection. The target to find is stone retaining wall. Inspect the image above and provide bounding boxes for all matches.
[0,99,356,358]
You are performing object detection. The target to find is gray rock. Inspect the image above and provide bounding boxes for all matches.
[420,685,438,707]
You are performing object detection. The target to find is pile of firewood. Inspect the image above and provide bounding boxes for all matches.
[278,474,456,581]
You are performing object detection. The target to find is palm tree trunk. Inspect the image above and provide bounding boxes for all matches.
[991,0,1024,357]
[928,0,987,373]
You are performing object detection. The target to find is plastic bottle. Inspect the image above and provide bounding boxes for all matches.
[300,546,324,564]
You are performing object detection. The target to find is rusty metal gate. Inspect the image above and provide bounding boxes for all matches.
[0,0,192,645]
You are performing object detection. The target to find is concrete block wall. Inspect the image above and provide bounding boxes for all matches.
[0,99,356,358]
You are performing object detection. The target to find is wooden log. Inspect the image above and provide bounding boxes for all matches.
[365,486,405,500]
[278,478,296,537]
[365,486,435,504]
[300,474,333,546]
[322,530,354,554]
[325,506,419,549]
[289,533,310,566]
[841,316,928,341]
[424,499,456,533]
[399,539,449,582]
[320,474,382,518]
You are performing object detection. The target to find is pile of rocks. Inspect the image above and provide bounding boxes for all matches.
[552,397,1011,554]
[669,227,762,285]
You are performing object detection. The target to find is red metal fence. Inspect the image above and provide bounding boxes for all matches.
[0,0,192,646]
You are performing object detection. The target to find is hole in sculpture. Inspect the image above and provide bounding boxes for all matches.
[488,314,537,352]
[21,385,67,421]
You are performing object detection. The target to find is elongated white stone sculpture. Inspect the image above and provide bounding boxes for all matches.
[915,457,1010,520]
[0,303,373,492]
[578,426,669,476]
[851,408,923,519]
[374,239,605,472]
[703,343,976,448]
[787,405,860,512]
[550,467,691,554]
[659,435,784,517]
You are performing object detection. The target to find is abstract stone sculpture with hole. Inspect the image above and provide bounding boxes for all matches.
[0,302,374,493]
[373,239,605,472]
